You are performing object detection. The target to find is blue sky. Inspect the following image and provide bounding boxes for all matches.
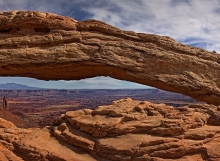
[0,0,219,89]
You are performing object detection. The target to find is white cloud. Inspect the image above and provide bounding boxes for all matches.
[84,0,220,52]
[59,76,149,89]
[0,0,83,15]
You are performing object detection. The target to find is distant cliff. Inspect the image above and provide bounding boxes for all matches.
[0,83,39,90]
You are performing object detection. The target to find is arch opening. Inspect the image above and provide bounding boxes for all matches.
[0,76,199,128]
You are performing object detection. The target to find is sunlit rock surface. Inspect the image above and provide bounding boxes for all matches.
[0,98,219,160]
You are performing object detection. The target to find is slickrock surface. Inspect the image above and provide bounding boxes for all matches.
[0,121,108,161]
[0,98,220,160]
[52,98,220,161]
[0,11,220,104]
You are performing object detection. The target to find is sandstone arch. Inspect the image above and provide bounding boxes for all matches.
[0,11,220,105]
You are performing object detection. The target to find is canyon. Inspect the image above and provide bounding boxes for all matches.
[0,10,220,161]
[0,88,198,128]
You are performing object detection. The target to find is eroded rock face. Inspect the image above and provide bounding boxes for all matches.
[0,11,220,104]
[52,98,220,161]
[1,98,220,160]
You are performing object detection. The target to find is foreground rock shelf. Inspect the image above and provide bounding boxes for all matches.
[0,98,220,161]
[0,10,220,104]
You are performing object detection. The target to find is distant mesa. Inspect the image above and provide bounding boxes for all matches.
[0,83,39,90]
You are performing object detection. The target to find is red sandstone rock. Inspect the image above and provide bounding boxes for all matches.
[0,98,219,160]
[51,98,220,160]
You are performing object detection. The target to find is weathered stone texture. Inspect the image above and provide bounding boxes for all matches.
[0,98,220,160]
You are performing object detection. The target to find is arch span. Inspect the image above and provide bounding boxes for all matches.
[0,11,220,105]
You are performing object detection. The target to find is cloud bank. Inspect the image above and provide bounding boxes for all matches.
[84,0,220,52]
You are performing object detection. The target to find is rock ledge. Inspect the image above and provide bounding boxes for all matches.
[0,98,220,160]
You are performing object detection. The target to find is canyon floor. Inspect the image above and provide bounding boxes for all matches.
[0,89,198,128]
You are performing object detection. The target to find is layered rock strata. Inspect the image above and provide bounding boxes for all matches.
[52,98,220,161]
[0,11,220,104]
[0,98,220,160]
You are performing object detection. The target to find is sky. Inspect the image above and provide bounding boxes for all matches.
[0,0,219,89]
